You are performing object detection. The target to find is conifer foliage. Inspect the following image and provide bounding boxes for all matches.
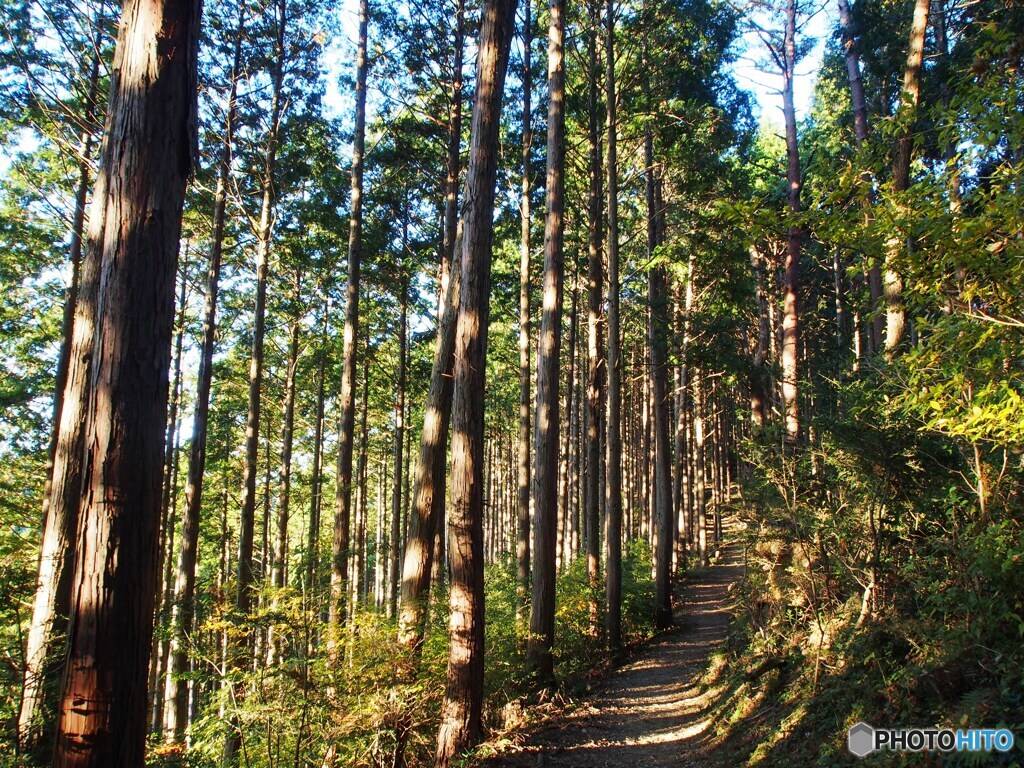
[0,0,1020,765]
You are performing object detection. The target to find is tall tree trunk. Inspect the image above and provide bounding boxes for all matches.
[51,0,201,763]
[645,126,673,630]
[603,0,624,653]
[439,0,466,317]
[557,278,577,576]
[680,252,697,553]
[329,0,370,650]
[584,0,605,632]
[749,246,770,429]
[886,0,931,353]
[18,14,105,753]
[517,0,533,616]
[353,351,371,610]
[836,0,868,144]
[431,0,465,602]
[527,0,565,683]
[150,260,188,733]
[435,0,517,760]
[268,273,302,665]
[672,283,690,572]
[304,299,329,595]
[398,260,461,653]
[781,0,801,444]
[224,4,285,761]
[389,261,409,619]
[396,0,466,655]
[693,367,709,567]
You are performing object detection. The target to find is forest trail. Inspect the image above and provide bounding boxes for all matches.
[485,522,744,768]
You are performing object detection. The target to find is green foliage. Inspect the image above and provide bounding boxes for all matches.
[145,546,658,768]
[710,355,1024,766]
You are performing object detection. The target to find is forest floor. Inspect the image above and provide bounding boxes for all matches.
[479,522,744,768]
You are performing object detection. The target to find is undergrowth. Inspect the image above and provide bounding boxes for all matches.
[699,382,1024,768]
[146,542,656,768]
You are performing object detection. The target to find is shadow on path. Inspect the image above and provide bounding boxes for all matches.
[483,524,745,768]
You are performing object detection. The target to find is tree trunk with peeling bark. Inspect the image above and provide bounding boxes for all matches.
[18,18,105,755]
[51,0,202,763]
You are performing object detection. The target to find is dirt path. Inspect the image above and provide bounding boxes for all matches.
[485,528,744,768]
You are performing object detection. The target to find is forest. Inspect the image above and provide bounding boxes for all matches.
[0,0,1021,764]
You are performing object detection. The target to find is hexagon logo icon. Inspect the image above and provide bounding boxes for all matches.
[848,722,875,757]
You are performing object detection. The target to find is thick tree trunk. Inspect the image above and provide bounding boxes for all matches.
[51,0,202,763]
[398,259,461,653]
[517,0,532,617]
[603,0,624,653]
[527,0,565,683]
[18,19,105,754]
[781,0,801,444]
[435,0,516,760]
[329,0,370,650]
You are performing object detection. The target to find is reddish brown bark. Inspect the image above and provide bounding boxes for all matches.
[18,24,103,753]
[435,0,517,760]
[51,0,202,764]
